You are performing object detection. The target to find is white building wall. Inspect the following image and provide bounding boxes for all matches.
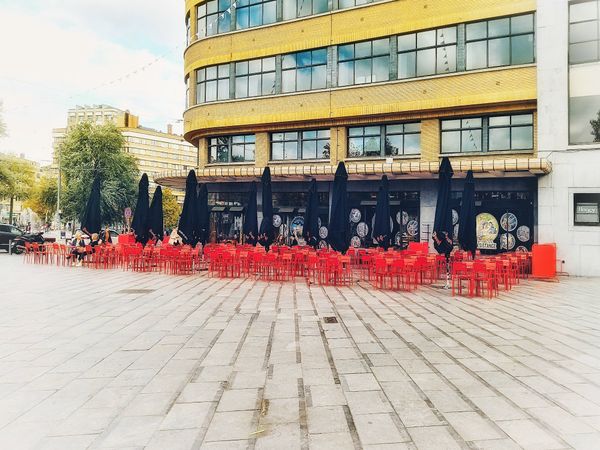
[537,0,600,276]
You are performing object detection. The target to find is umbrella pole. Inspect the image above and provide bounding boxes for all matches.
[444,256,451,290]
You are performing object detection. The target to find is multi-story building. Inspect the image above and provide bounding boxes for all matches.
[158,0,549,252]
[537,0,600,276]
[52,105,197,203]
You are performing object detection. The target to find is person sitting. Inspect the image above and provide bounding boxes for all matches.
[90,233,101,252]
[67,231,86,266]
[100,229,112,245]
[169,228,182,246]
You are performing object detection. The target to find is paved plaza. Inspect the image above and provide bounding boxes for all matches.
[1,256,600,449]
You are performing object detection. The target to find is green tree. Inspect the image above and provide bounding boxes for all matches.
[60,122,138,227]
[24,176,58,223]
[591,110,600,143]
[0,154,35,223]
[162,188,181,230]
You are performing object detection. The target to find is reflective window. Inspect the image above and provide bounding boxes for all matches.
[283,0,329,20]
[441,118,483,153]
[569,0,600,64]
[397,26,457,78]
[570,94,600,143]
[282,49,327,93]
[466,13,535,70]
[236,0,277,30]
[338,38,390,86]
[339,0,383,9]
[197,0,232,37]
[186,13,191,45]
[488,114,534,150]
[197,64,230,103]
[235,57,276,98]
[348,123,421,157]
[185,76,190,108]
[208,135,256,163]
[271,129,330,160]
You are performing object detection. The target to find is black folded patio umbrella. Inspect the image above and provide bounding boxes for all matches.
[81,174,102,236]
[458,170,477,258]
[258,167,275,250]
[178,170,199,246]
[303,178,319,248]
[328,162,350,254]
[373,175,391,250]
[243,182,258,246]
[148,185,164,243]
[196,183,209,246]
[131,173,150,245]
[433,157,454,257]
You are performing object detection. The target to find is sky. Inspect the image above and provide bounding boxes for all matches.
[0,0,186,164]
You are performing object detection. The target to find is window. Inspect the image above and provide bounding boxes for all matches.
[271,129,330,160]
[197,0,231,37]
[570,94,600,143]
[235,57,276,98]
[186,13,191,45]
[569,0,600,64]
[283,0,328,20]
[465,14,535,70]
[338,0,382,9]
[397,26,457,79]
[208,135,256,163]
[282,49,327,93]
[488,114,534,150]
[442,114,534,153]
[441,118,483,153]
[338,38,390,86]
[348,123,421,157]
[197,64,230,103]
[574,193,600,225]
[185,76,190,108]
[236,0,276,30]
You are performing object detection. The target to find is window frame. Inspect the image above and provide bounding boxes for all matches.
[281,48,328,93]
[337,38,391,87]
[569,0,600,64]
[234,57,276,99]
[397,26,458,79]
[235,0,277,30]
[196,64,231,104]
[208,134,256,164]
[270,129,331,161]
[347,122,422,158]
[197,0,232,38]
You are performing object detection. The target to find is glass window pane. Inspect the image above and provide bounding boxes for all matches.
[197,69,205,82]
[207,0,217,14]
[198,84,206,103]
[355,58,371,84]
[264,1,276,24]
[417,48,436,76]
[317,140,330,158]
[248,59,261,73]
[282,0,297,20]
[570,1,598,22]
[404,134,421,154]
[398,34,416,51]
[338,61,354,86]
[462,118,482,128]
[209,146,217,163]
[512,114,533,125]
[249,4,262,27]
[462,129,482,152]
[489,116,510,126]
[236,76,248,98]
[348,127,363,137]
[466,41,488,70]
[512,126,533,149]
[248,74,261,96]
[206,80,217,101]
[297,51,311,67]
[404,122,421,132]
[417,30,436,48]
[302,140,316,159]
[339,44,354,61]
[488,37,510,67]
[467,21,487,40]
[314,0,329,14]
[218,144,229,162]
[386,124,403,134]
[364,136,381,156]
[570,21,598,43]
[372,56,390,82]
[312,65,327,89]
[272,132,284,141]
[218,64,230,77]
[570,41,599,63]
[348,137,364,157]
[317,130,330,138]
[437,45,456,73]
[218,12,231,33]
[441,131,460,152]
[365,126,380,135]
[236,61,248,75]
[246,144,255,161]
[245,134,255,143]
[262,72,275,95]
[282,54,296,70]
[438,27,457,44]
[511,34,534,64]
[206,66,217,79]
[218,79,229,100]
[272,142,284,160]
[282,70,296,92]
[232,135,244,143]
[489,18,510,37]
[284,132,298,140]
[398,51,416,79]
[285,141,298,159]
[313,49,327,65]
[569,94,600,143]
[236,7,249,29]
[355,41,372,58]
[303,130,316,139]
[511,14,534,34]
[385,135,402,156]
[263,57,276,72]
[442,119,460,130]
[372,38,390,56]
[489,128,510,150]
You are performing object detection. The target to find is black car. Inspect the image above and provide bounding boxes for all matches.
[0,224,24,252]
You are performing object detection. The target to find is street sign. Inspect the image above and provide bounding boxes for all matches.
[124,207,132,218]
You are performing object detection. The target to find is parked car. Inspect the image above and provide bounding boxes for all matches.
[0,224,24,252]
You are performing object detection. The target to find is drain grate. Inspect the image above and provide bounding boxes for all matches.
[323,316,338,324]
[117,289,156,294]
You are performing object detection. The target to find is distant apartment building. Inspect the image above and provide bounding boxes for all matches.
[52,105,197,202]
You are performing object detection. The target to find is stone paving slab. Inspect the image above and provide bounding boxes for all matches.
[1,255,600,449]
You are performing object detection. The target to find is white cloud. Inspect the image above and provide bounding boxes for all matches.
[0,0,187,163]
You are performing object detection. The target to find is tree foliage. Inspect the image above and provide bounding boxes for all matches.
[60,122,138,226]
[0,154,35,222]
[162,188,181,230]
[591,110,600,143]
[24,175,58,221]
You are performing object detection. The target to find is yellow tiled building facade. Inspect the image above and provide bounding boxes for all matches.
[158,0,549,250]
